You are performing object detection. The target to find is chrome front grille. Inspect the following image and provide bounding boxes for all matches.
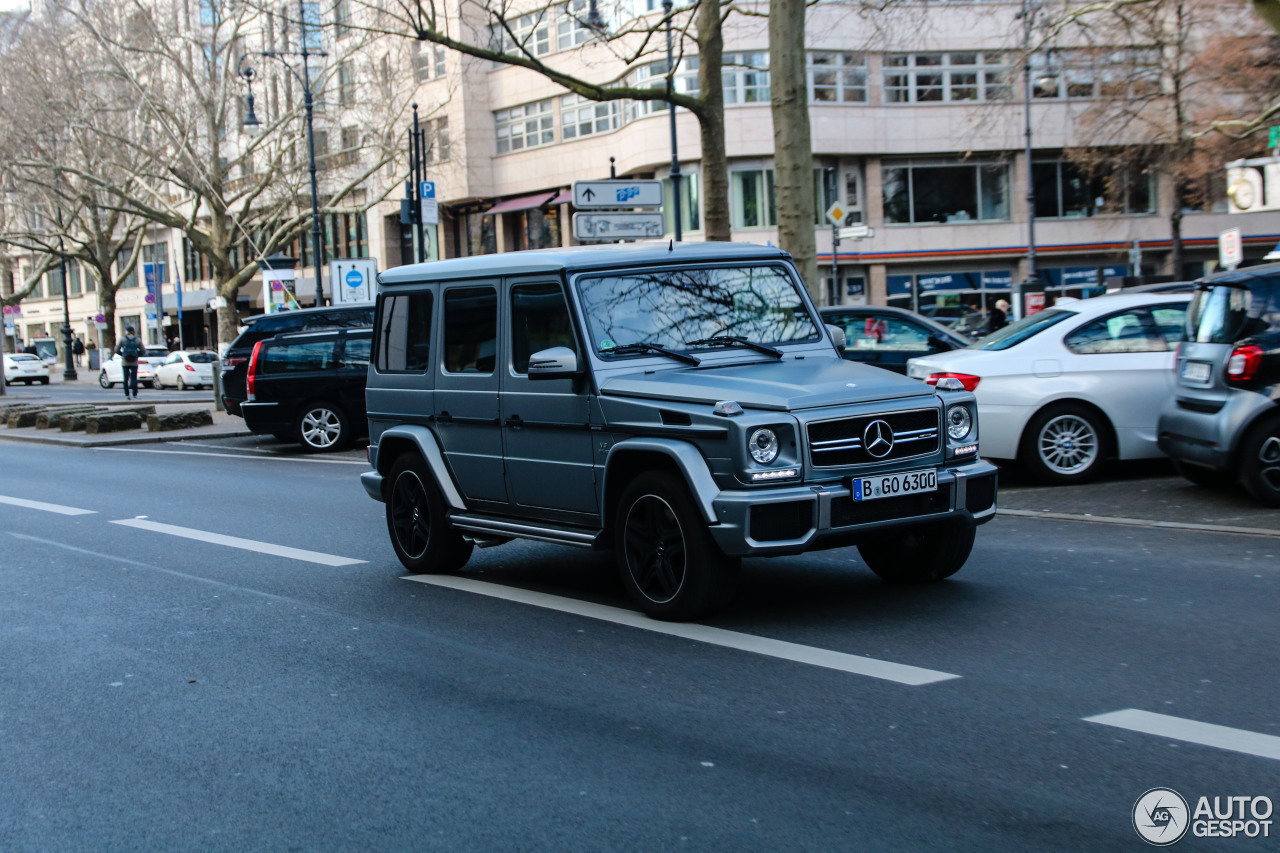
[807,407,940,467]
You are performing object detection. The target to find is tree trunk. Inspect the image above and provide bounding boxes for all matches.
[696,0,730,242]
[769,0,818,300]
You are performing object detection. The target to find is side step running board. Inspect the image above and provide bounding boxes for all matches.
[449,514,602,549]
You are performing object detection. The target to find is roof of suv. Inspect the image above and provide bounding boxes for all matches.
[379,242,792,285]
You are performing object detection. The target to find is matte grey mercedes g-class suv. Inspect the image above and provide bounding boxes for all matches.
[361,242,997,620]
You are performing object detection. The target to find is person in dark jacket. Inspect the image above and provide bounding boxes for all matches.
[986,299,1010,336]
[116,326,144,399]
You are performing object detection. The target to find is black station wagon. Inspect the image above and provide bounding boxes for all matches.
[361,243,998,620]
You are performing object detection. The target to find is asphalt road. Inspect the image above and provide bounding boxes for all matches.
[1,436,1277,851]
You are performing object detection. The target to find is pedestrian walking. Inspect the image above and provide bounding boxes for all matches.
[116,326,144,399]
[986,299,1010,336]
[72,335,85,367]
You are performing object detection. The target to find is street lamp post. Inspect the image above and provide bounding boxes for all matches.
[662,0,682,242]
[1016,0,1040,321]
[238,0,327,307]
[58,245,76,380]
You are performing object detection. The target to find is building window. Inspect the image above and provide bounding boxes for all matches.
[626,58,699,119]
[424,116,450,163]
[495,99,555,153]
[142,242,170,283]
[338,126,360,165]
[883,160,1011,224]
[499,11,552,57]
[413,43,446,83]
[807,52,866,103]
[1031,48,1162,100]
[560,93,621,139]
[557,0,591,50]
[334,0,350,37]
[337,61,355,106]
[663,171,701,233]
[117,248,139,288]
[731,168,777,228]
[884,52,1010,103]
[1033,157,1156,217]
[723,52,770,104]
[300,2,323,50]
[311,128,329,160]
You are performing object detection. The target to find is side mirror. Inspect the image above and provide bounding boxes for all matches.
[528,346,581,380]
[825,324,847,351]
[927,335,953,352]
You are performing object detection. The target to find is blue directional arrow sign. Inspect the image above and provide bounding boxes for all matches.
[573,180,664,209]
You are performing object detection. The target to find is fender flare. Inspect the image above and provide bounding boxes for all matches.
[604,437,720,523]
[373,425,466,511]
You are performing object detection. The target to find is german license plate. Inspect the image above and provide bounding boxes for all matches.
[1181,360,1211,383]
[851,469,937,501]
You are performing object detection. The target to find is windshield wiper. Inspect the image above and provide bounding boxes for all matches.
[687,335,783,359]
[606,342,701,366]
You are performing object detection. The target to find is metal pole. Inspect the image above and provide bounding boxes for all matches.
[412,104,426,263]
[663,0,682,242]
[1022,0,1038,291]
[59,252,76,380]
[300,0,324,306]
[829,168,840,306]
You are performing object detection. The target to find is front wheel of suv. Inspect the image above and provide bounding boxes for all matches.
[295,401,350,452]
[1240,415,1280,507]
[858,520,975,583]
[615,472,739,621]
[385,454,473,573]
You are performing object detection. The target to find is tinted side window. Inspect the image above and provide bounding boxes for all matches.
[511,283,576,373]
[1065,310,1165,354]
[1150,305,1188,347]
[343,335,372,369]
[262,340,337,373]
[375,292,433,372]
[444,287,497,374]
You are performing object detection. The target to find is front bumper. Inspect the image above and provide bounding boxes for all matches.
[708,459,999,557]
[1157,390,1274,472]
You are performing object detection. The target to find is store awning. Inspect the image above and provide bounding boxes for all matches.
[486,189,570,215]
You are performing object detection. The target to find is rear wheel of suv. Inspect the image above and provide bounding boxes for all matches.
[1240,415,1280,507]
[295,402,350,452]
[1021,403,1107,485]
[615,471,739,621]
[385,454,473,573]
[858,519,975,583]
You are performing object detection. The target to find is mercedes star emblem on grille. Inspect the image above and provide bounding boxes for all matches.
[863,419,895,458]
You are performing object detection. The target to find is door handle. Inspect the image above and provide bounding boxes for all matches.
[505,415,523,428]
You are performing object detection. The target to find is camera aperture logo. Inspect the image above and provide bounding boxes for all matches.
[1134,788,1189,846]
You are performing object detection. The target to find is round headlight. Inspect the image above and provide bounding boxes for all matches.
[748,428,780,464]
[947,406,973,441]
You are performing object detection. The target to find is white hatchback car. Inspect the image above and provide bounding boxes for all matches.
[907,291,1191,484]
[3,352,50,385]
[153,350,218,389]
[98,346,171,389]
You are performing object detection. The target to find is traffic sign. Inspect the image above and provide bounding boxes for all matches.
[573,212,666,241]
[421,198,439,225]
[94,313,105,323]
[838,224,872,240]
[573,180,663,209]
[825,202,847,227]
[420,181,436,199]
[144,293,156,304]
[1220,228,1243,270]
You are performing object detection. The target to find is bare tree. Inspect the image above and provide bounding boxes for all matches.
[769,0,817,298]
[55,0,409,345]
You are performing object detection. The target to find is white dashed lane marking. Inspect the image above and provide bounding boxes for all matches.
[0,495,96,516]
[406,574,961,686]
[1085,709,1280,761]
[111,518,366,566]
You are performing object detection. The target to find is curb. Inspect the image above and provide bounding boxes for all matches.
[997,507,1280,539]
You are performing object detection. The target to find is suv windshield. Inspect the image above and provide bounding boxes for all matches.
[1185,285,1253,344]
[576,265,820,356]
[975,309,1073,351]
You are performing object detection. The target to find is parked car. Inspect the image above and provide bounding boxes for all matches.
[97,346,171,389]
[907,291,1191,485]
[920,304,986,336]
[1158,263,1280,505]
[153,350,218,389]
[3,352,50,385]
[361,243,997,621]
[219,303,374,416]
[240,328,372,451]
[820,305,971,374]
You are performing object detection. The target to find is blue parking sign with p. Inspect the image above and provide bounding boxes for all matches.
[420,181,435,199]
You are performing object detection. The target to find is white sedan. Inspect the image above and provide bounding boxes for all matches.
[98,346,172,389]
[3,352,50,385]
[907,291,1191,484]
[153,350,218,389]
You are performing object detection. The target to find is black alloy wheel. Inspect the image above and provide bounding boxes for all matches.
[615,471,738,621]
[857,519,975,583]
[385,454,473,573]
[1240,415,1280,507]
